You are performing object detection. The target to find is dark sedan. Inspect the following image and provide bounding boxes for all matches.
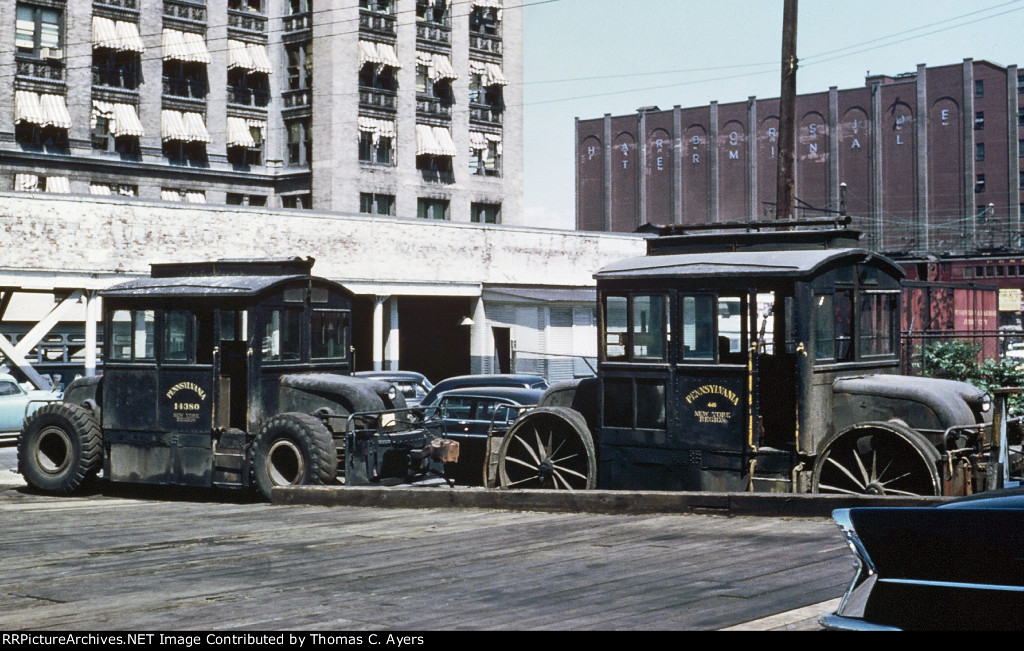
[353,371,433,408]
[430,386,544,486]
[420,374,548,408]
[821,487,1024,631]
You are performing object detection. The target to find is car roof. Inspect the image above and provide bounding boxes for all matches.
[433,374,546,388]
[436,386,545,403]
[353,371,429,383]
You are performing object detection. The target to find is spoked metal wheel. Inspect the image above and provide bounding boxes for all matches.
[812,422,941,496]
[497,407,596,490]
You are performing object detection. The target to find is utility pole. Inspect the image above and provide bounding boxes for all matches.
[776,0,798,220]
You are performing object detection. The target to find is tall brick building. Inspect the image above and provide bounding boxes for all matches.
[1,0,522,224]
[576,59,1023,257]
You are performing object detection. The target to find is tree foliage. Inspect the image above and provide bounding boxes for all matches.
[919,340,1024,412]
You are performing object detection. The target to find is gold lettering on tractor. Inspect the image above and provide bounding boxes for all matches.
[165,382,206,424]
[685,384,739,425]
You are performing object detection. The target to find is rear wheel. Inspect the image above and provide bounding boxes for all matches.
[253,413,337,500]
[812,422,941,496]
[497,408,596,490]
[18,402,102,494]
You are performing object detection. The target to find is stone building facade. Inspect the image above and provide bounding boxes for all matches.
[1,0,522,224]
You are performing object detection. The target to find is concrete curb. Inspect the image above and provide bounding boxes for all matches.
[272,485,951,517]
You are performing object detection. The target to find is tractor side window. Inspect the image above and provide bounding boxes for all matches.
[718,296,744,363]
[602,377,667,430]
[604,295,627,361]
[859,292,898,357]
[834,290,853,361]
[632,295,667,361]
[164,310,191,362]
[814,293,834,360]
[311,310,349,360]
[681,295,714,360]
[262,309,302,361]
[109,309,154,361]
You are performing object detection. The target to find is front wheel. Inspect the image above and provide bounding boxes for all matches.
[18,402,102,494]
[252,413,337,500]
[812,422,942,496]
[497,407,596,490]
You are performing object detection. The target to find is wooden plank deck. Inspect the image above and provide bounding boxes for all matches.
[0,466,850,631]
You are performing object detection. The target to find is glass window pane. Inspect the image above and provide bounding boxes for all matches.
[835,291,853,361]
[604,296,627,361]
[814,293,834,360]
[164,310,190,361]
[718,296,743,360]
[135,310,155,360]
[859,293,896,357]
[603,378,632,428]
[636,380,666,430]
[682,295,714,360]
[110,310,132,360]
[311,310,349,359]
[632,295,666,360]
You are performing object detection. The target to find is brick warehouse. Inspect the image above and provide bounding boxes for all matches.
[575,59,1023,260]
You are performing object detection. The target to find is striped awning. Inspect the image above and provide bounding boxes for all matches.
[16,92,72,129]
[226,117,265,148]
[359,40,401,69]
[93,17,145,53]
[162,29,210,64]
[470,131,502,155]
[185,191,206,204]
[45,176,70,194]
[472,0,503,19]
[227,40,273,74]
[416,124,456,157]
[161,110,209,143]
[14,174,39,192]
[92,101,144,138]
[161,189,182,202]
[358,117,396,144]
[90,183,113,196]
[470,60,508,87]
[417,51,457,82]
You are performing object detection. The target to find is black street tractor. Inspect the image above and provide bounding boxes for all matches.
[487,223,1019,497]
[17,258,453,499]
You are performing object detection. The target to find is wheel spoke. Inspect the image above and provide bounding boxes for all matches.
[504,455,539,472]
[852,448,872,485]
[550,463,588,481]
[550,469,576,491]
[875,486,922,497]
[826,455,867,490]
[550,452,579,465]
[878,471,912,488]
[505,474,543,487]
[514,432,542,465]
[817,483,865,496]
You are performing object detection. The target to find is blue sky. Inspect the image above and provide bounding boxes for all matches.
[520,0,1024,229]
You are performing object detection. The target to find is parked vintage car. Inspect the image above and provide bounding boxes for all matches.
[429,386,544,485]
[420,374,548,408]
[354,371,433,408]
[0,374,60,445]
[821,487,1024,631]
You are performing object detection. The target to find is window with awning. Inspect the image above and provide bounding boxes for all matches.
[469,60,508,87]
[415,124,456,157]
[228,40,273,74]
[416,51,457,83]
[470,131,501,174]
[359,40,401,70]
[92,17,145,53]
[162,29,210,64]
[226,117,266,148]
[14,173,39,192]
[161,110,209,143]
[92,101,144,138]
[15,91,72,129]
[358,117,396,164]
[44,176,70,193]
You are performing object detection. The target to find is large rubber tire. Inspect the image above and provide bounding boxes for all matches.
[497,407,597,490]
[252,413,337,500]
[18,402,102,494]
[812,421,942,496]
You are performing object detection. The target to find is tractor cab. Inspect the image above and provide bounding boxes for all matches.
[592,226,906,491]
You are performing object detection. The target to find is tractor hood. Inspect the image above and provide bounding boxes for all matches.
[833,374,990,430]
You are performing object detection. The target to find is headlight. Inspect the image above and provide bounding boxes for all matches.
[980,394,991,413]
[387,384,398,401]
